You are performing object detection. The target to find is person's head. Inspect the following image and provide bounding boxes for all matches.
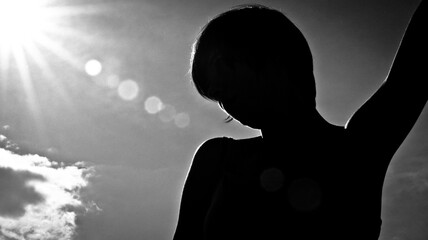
[191,4,316,129]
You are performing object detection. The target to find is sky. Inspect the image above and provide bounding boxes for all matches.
[0,0,426,239]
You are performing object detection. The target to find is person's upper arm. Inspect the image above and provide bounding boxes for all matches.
[345,0,427,168]
[173,137,226,240]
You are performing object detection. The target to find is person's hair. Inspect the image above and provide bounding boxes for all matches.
[190,4,316,108]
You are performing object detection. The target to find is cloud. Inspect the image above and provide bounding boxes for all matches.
[0,168,45,218]
[0,143,97,240]
[0,135,19,151]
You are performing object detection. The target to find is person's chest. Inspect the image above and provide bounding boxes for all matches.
[204,136,378,239]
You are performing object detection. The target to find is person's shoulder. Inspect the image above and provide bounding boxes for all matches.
[194,135,262,159]
[195,136,228,155]
[192,136,261,167]
[191,137,230,170]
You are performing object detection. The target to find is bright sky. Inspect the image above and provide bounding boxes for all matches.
[0,0,426,239]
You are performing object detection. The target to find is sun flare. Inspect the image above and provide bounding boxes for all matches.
[0,0,50,48]
[0,0,103,115]
[0,0,105,143]
[0,0,102,78]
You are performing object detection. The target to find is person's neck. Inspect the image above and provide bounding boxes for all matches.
[260,107,326,147]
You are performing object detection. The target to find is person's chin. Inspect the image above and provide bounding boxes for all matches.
[235,115,264,130]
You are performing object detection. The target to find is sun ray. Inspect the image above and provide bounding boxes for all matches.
[12,44,47,143]
[46,4,108,17]
[0,0,108,82]
[23,40,73,108]
[0,0,104,141]
[43,26,103,46]
[0,45,11,74]
[0,44,11,107]
[23,41,54,79]
[12,45,40,117]
[35,34,83,70]
[0,0,110,146]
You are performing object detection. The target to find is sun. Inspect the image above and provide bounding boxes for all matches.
[1,0,76,115]
[0,0,102,77]
[0,0,49,48]
[0,0,104,133]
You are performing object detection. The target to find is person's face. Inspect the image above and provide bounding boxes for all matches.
[220,61,266,129]
[207,58,290,129]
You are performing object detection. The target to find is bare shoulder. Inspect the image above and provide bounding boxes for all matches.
[230,136,263,146]
[195,136,260,155]
[189,137,229,177]
[191,136,262,172]
[193,137,227,161]
[174,137,230,239]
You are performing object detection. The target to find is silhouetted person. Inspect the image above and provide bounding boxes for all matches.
[174,2,427,239]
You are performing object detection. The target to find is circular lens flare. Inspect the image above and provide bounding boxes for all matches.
[174,112,190,128]
[118,80,139,101]
[144,96,163,114]
[85,59,102,76]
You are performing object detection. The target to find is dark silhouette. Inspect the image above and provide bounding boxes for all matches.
[174,2,427,239]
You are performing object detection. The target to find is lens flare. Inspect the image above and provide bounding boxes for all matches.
[85,59,102,76]
[0,0,105,135]
[144,96,163,114]
[174,112,190,128]
[118,79,140,101]
[0,0,49,47]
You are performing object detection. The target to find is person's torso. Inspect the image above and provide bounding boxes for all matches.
[203,126,383,240]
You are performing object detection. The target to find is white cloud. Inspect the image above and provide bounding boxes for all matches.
[0,145,97,240]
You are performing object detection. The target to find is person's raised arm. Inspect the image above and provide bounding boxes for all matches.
[345,0,427,169]
[173,138,225,240]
